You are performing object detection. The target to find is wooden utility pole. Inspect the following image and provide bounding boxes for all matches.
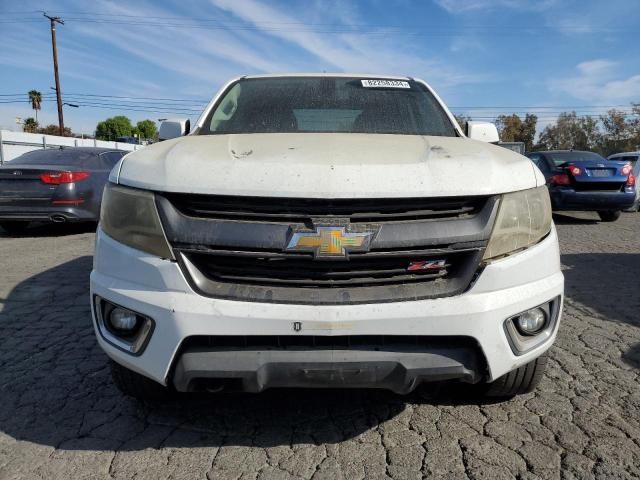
[44,13,65,136]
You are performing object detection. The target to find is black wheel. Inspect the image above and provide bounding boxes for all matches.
[0,221,30,234]
[110,360,170,402]
[597,210,621,222]
[484,352,548,398]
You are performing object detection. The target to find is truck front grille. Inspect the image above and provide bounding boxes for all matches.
[156,193,498,304]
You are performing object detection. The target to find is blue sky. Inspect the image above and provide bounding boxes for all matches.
[1,0,639,136]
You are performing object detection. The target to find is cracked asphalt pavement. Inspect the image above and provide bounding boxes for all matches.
[1,213,639,479]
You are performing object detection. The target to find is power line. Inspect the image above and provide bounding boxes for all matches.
[0,92,209,103]
[2,90,637,118]
[61,101,203,111]
[0,12,626,36]
[450,105,634,109]
[3,100,637,117]
[61,93,208,103]
[1,93,636,110]
[1,10,624,32]
[60,97,204,109]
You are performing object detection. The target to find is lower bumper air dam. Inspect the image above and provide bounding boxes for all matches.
[171,340,485,394]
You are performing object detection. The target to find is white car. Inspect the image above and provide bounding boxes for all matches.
[608,152,640,211]
[91,74,563,399]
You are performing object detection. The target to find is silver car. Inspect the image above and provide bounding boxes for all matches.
[608,152,640,211]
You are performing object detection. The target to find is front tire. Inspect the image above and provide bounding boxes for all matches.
[110,360,170,402]
[484,352,548,398]
[0,221,30,234]
[597,210,621,222]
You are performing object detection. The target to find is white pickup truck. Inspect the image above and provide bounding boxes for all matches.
[91,74,563,399]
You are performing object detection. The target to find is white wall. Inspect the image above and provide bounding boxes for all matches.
[0,130,144,164]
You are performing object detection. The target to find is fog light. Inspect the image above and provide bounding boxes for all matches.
[108,307,138,331]
[515,307,547,335]
[94,296,155,355]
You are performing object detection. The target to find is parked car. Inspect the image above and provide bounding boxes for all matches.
[0,147,127,233]
[608,151,640,211]
[526,150,636,222]
[91,74,563,401]
[116,136,140,145]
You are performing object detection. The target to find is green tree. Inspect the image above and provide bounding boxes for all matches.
[23,117,39,133]
[135,119,157,140]
[598,108,638,156]
[495,114,538,151]
[95,116,134,140]
[28,90,42,122]
[536,112,599,151]
[36,124,72,136]
[453,114,471,132]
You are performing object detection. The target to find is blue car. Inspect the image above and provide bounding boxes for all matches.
[526,150,636,222]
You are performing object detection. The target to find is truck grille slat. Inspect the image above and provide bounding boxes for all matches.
[173,245,482,257]
[163,193,484,223]
[183,251,451,287]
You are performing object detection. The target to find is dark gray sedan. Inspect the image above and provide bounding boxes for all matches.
[0,147,127,234]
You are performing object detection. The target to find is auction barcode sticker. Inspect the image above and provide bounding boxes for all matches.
[361,79,410,88]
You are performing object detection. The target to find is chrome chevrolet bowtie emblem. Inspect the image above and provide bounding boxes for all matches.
[285,224,378,259]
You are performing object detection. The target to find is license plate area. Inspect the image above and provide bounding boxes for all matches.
[589,169,613,177]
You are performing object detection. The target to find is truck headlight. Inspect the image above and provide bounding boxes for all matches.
[484,186,552,260]
[100,183,174,259]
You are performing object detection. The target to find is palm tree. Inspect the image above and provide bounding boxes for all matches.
[28,90,42,122]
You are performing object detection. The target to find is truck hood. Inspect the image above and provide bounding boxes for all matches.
[116,133,539,198]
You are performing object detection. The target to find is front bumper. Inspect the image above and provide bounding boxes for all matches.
[90,226,564,391]
[172,342,482,394]
[0,204,98,222]
[550,188,636,211]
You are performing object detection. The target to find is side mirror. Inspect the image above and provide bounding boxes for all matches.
[466,121,499,143]
[158,118,190,141]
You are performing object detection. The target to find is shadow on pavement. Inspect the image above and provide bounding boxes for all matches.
[623,343,640,370]
[0,256,493,452]
[552,212,600,225]
[561,252,640,370]
[561,253,640,328]
[0,221,97,238]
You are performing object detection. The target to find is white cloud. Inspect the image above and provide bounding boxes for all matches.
[434,0,556,13]
[72,0,292,80]
[209,0,375,72]
[550,59,640,102]
[434,0,613,38]
[576,59,616,76]
[208,0,486,88]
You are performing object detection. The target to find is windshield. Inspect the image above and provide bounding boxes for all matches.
[8,148,97,165]
[610,155,639,164]
[199,77,457,136]
[546,151,605,166]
